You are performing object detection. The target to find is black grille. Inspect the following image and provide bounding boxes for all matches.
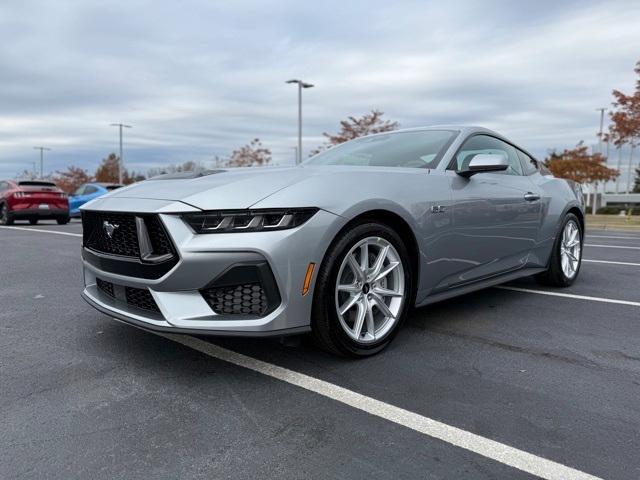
[201,283,268,316]
[82,211,175,263]
[83,211,140,257]
[96,278,115,298]
[144,215,174,256]
[125,286,160,313]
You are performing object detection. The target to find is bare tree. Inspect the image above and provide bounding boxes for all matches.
[222,139,271,167]
[146,160,201,178]
[311,110,399,156]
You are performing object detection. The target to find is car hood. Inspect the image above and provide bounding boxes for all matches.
[106,166,311,210]
[104,165,435,213]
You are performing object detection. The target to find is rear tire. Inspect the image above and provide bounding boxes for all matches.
[535,213,582,287]
[29,218,38,225]
[0,203,13,225]
[56,216,70,225]
[311,222,413,357]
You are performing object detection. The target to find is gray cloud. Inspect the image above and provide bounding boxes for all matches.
[1,0,639,178]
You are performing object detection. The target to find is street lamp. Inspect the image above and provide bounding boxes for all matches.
[594,108,607,215]
[33,146,51,179]
[110,123,132,184]
[286,79,314,164]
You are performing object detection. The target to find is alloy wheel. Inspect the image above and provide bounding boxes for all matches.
[560,220,581,279]
[334,236,405,344]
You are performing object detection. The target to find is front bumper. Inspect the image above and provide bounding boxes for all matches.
[81,199,345,336]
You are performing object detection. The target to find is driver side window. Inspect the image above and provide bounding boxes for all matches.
[74,186,86,196]
[453,135,523,176]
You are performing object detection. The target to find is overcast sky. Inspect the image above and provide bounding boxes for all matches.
[1,0,639,178]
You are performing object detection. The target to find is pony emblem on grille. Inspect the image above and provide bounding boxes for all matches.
[102,221,119,239]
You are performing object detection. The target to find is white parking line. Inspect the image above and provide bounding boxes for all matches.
[0,226,82,237]
[497,286,640,307]
[587,235,640,240]
[153,332,602,480]
[583,259,640,267]
[584,243,640,250]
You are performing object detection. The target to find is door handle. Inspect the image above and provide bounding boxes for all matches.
[524,192,540,202]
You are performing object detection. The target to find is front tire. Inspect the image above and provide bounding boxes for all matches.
[535,213,583,287]
[56,216,70,225]
[29,218,38,225]
[311,222,413,357]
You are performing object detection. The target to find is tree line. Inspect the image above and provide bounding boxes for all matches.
[48,59,640,195]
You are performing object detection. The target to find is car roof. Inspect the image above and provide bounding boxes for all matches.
[362,125,537,160]
[380,125,502,137]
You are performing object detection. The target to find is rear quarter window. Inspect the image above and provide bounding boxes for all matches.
[517,150,539,175]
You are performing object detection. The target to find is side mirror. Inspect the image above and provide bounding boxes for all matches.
[456,153,509,178]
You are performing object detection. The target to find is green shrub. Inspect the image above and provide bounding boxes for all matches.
[596,206,639,215]
[597,206,624,215]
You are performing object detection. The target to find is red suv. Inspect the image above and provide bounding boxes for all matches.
[0,180,70,225]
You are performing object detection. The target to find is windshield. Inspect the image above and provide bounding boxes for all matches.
[305,130,457,169]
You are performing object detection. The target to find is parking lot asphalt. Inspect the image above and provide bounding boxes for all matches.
[1,222,639,479]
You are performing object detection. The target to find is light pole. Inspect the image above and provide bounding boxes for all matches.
[593,108,606,214]
[33,146,51,179]
[286,79,314,164]
[110,123,132,184]
[596,108,606,154]
[627,142,635,194]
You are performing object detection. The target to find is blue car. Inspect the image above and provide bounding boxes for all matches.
[69,183,123,217]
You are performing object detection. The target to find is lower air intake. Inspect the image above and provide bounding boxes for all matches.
[125,286,160,313]
[201,283,268,316]
[97,278,115,298]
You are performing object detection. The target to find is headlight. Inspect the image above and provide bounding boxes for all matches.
[182,208,319,234]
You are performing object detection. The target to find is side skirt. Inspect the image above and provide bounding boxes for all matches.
[415,267,546,308]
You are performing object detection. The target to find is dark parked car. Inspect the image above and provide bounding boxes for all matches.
[0,180,69,225]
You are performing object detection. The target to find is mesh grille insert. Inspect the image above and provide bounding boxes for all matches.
[201,283,268,316]
[96,278,115,298]
[144,216,174,256]
[125,286,160,313]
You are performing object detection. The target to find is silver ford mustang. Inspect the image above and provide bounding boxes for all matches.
[81,126,584,356]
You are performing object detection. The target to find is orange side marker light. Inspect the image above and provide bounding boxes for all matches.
[302,263,315,296]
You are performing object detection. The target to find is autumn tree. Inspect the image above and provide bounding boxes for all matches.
[52,166,93,193]
[94,153,133,184]
[222,138,271,167]
[607,60,640,192]
[311,110,399,155]
[545,142,618,185]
